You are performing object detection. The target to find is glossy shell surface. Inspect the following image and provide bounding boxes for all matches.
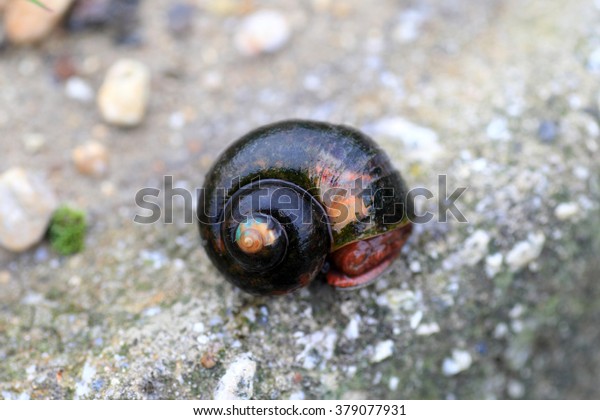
[198,120,412,295]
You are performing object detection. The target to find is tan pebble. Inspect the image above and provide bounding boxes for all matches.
[72,141,109,177]
[0,270,11,284]
[5,0,75,45]
[200,352,217,369]
[0,167,58,252]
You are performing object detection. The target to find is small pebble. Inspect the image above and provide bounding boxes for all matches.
[554,202,579,221]
[460,230,491,266]
[505,232,546,272]
[415,322,440,336]
[507,379,525,398]
[485,253,503,278]
[66,0,111,31]
[393,9,427,44]
[366,117,441,163]
[588,46,600,72]
[109,0,143,46]
[537,120,558,143]
[486,117,511,141]
[343,316,360,340]
[200,351,217,369]
[72,141,109,177]
[214,353,256,400]
[22,133,46,154]
[65,77,94,103]
[53,55,77,81]
[388,376,400,391]
[0,168,58,252]
[97,59,150,127]
[371,340,394,363]
[234,9,291,56]
[442,349,472,376]
[5,0,75,45]
[167,3,195,38]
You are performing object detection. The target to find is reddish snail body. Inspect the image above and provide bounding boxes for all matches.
[197,120,413,295]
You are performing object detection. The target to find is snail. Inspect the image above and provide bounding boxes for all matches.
[197,120,413,295]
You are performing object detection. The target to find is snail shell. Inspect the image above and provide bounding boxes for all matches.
[197,120,413,295]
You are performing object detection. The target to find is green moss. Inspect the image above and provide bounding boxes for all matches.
[48,206,87,256]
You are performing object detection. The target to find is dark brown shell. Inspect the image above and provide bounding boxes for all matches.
[197,120,412,295]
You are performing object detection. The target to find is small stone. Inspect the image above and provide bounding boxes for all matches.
[388,376,400,391]
[66,0,111,31]
[415,322,440,336]
[371,340,394,363]
[72,141,109,177]
[588,46,600,72]
[22,133,46,154]
[486,117,511,141]
[442,349,472,376]
[0,168,58,252]
[65,77,94,103]
[234,9,291,56]
[485,253,503,278]
[4,0,75,45]
[167,3,195,38]
[537,120,558,143]
[409,260,421,273]
[75,360,96,399]
[392,9,427,44]
[505,232,545,272]
[460,230,491,266]
[200,351,217,369]
[366,117,441,163]
[53,54,77,81]
[409,310,423,329]
[97,59,150,127]
[507,379,525,398]
[343,316,360,340]
[554,202,579,221]
[296,328,338,370]
[109,0,142,46]
[214,353,256,400]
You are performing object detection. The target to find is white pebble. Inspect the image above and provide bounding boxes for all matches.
[505,232,546,272]
[507,380,525,398]
[393,9,426,44]
[214,353,256,400]
[234,10,291,56]
[460,230,491,266]
[554,202,579,221]
[493,323,509,339]
[343,316,360,340]
[65,77,94,103]
[97,59,151,127]
[486,117,511,141]
[75,360,96,399]
[485,253,503,278]
[371,340,394,363]
[409,260,422,273]
[366,117,440,163]
[409,310,423,329]
[388,376,400,391]
[22,133,46,154]
[442,349,472,376]
[416,322,440,336]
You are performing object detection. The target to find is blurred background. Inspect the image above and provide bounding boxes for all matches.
[1,0,599,399]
